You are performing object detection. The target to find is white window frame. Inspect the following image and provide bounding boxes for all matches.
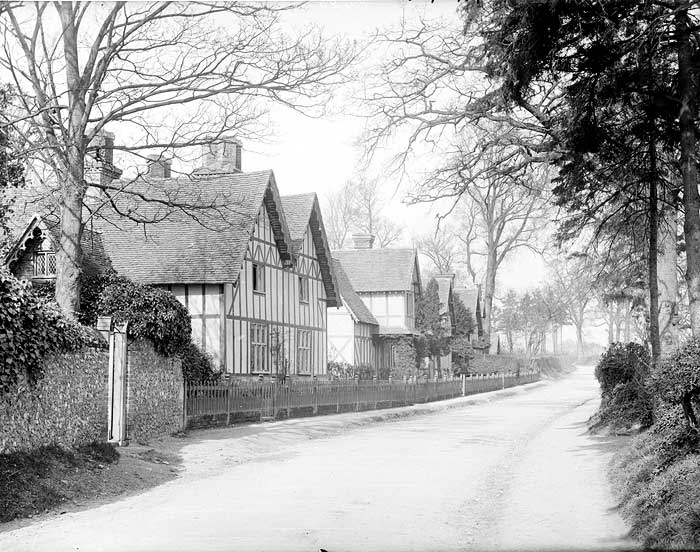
[250,323,269,373]
[296,329,312,375]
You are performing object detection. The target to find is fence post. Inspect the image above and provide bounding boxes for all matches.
[226,380,231,426]
[313,377,319,416]
[182,379,188,431]
[461,373,466,397]
[355,376,360,411]
[502,371,505,390]
[286,382,292,419]
[336,381,340,413]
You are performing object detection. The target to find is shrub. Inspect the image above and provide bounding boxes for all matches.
[593,342,652,429]
[0,268,98,392]
[95,273,216,381]
[97,274,191,357]
[180,342,219,382]
[327,361,380,380]
[649,338,700,431]
[595,342,650,398]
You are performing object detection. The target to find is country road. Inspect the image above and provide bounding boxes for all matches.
[0,365,637,552]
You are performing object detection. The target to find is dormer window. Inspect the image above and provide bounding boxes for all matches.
[34,251,56,277]
[299,276,309,303]
[252,263,265,293]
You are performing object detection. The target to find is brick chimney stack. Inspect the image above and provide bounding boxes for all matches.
[146,155,172,178]
[194,138,242,175]
[351,233,375,250]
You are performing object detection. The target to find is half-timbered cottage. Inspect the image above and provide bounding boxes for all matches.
[331,234,421,376]
[6,141,339,377]
[327,258,379,368]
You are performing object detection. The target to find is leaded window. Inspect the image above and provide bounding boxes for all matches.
[34,252,57,277]
[250,323,268,373]
[296,329,312,374]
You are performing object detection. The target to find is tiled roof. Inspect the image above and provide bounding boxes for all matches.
[433,276,453,316]
[281,193,338,307]
[378,325,419,336]
[332,248,418,292]
[454,286,478,315]
[280,193,316,251]
[331,259,377,326]
[94,170,292,284]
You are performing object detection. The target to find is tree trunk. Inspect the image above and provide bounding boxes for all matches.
[55,2,87,316]
[624,299,632,342]
[676,4,700,337]
[647,133,661,367]
[483,249,497,340]
[575,325,584,358]
[608,303,614,344]
[658,208,678,356]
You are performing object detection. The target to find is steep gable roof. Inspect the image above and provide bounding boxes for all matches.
[332,248,419,293]
[331,259,377,326]
[93,170,294,284]
[454,286,479,316]
[434,275,454,317]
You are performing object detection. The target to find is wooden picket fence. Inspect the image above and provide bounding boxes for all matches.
[184,370,540,429]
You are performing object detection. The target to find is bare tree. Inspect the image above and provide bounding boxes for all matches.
[323,183,358,250]
[548,254,599,358]
[409,132,548,339]
[0,2,355,315]
[416,227,457,273]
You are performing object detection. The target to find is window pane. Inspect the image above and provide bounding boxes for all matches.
[35,254,45,275]
[47,254,57,275]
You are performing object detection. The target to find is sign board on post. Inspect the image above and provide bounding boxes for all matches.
[107,321,129,446]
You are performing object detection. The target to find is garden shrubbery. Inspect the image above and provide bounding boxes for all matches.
[0,268,100,392]
[593,342,653,430]
[83,272,219,382]
[327,361,383,380]
[606,339,700,549]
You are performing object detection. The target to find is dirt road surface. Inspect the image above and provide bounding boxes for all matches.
[0,365,636,551]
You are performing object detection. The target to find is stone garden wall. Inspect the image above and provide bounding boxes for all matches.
[0,348,110,454]
[0,340,184,454]
[126,340,184,443]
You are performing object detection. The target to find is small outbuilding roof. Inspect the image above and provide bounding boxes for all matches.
[331,259,378,326]
[332,248,420,293]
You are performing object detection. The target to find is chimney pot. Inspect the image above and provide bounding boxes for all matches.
[351,233,375,250]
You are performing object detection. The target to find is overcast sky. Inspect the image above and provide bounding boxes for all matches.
[240,1,550,298]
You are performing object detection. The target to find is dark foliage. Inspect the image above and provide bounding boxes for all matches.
[97,274,191,356]
[179,342,219,382]
[649,339,700,431]
[0,269,100,392]
[594,342,653,428]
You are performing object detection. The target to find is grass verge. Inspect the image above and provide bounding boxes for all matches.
[0,442,119,523]
[610,406,700,549]
[0,441,181,526]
